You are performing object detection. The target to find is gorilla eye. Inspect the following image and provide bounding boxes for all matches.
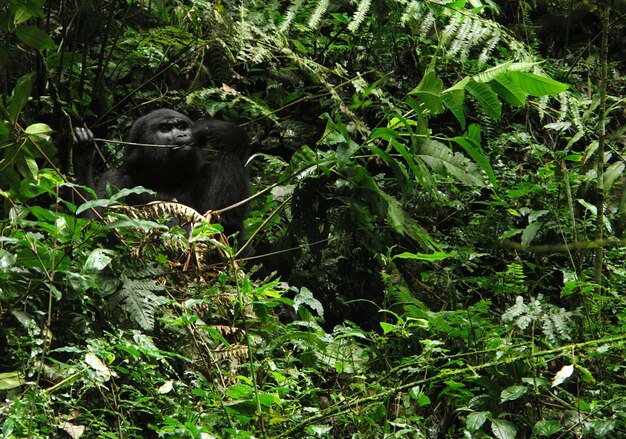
[158,123,173,133]
[175,122,188,130]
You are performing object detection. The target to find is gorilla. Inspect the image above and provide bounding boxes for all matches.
[73,109,250,239]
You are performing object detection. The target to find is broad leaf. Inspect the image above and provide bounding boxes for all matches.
[491,419,517,439]
[500,385,528,402]
[451,132,496,187]
[603,162,625,193]
[472,60,513,83]
[410,70,444,115]
[466,80,501,120]
[393,251,456,262]
[516,72,569,96]
[6,73,33,124]
[465,411,489,433]
[417,139,484,186]
[551,364,574,387]
[16,25,55,50]
[491,74,527,107]
[442,76,469,128]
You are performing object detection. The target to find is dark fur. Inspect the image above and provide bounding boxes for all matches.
[74,109,250,240]
[192,118,251,236]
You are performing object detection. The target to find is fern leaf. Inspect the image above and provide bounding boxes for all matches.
[348,0,372,33]
[308,0,329,29]
[280,0,305,33]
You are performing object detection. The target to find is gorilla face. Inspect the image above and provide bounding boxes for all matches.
[152,118,193,146]
[125,109,201,175]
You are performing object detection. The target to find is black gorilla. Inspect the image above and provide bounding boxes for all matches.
[74,109,250,239]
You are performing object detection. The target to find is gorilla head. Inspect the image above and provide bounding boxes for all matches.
[124,109,201,179]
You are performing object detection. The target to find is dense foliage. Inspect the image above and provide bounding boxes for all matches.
[1,0,626,437]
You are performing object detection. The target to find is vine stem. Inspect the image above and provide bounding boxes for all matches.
[593,3,611,298]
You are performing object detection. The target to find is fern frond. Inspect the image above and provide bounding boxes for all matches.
[401,2,426,26]
[308,0,329,29]
[348,0,372,33]
[280,0,305,33]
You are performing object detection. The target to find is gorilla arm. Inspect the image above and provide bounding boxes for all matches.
[192,118,251,238]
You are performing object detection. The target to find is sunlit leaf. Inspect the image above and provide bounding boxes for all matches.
[551,364,574,387]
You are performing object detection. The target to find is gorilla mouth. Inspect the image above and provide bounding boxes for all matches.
[172,142,195,151]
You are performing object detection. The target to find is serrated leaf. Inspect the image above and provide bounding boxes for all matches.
[551,364,574,387]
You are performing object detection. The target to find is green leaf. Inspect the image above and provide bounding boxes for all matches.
[515,72,569,96]
[500,385,528,403]
[466,411,489,433]
[14,6,41,25]
[16,25,55,50]
[451,131,496,187]
[575,365,595,384]
[417,139,484,186]
[491,74,527,107]
[410,70,444,115]
[7,73,34,124]
[603,162,625,193]
[466,80,501,120]
[417,392,431,407]
[16,155,39,180]
[393,251,456,262]
[532,419,561,437]
[521,221,543,247]
[84,249,115,272]
[443,77,470,129]
[293,286,324,318]
[472,60,514,83]
[380,321,395,334]
[590,420,615,436]
[491,419,517,439]
[25,122,52,137]
[0,371,25,390]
